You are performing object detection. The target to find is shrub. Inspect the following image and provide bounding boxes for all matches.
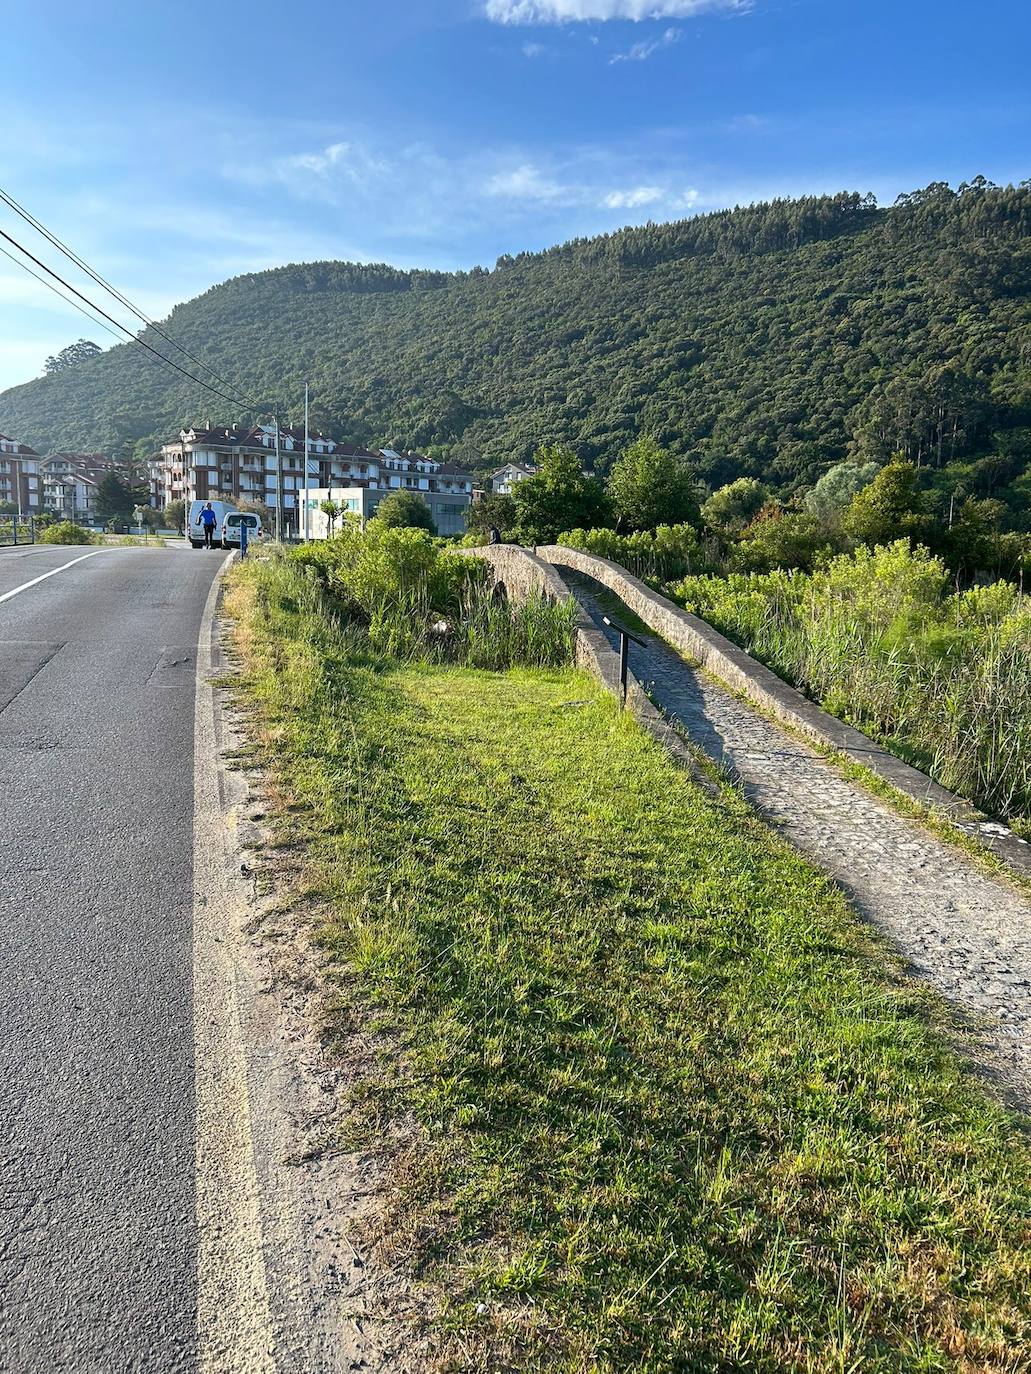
[39,521,96,545]
[673,540,1031,824]
[373,489,436,533]
[559,522,713,583]
[285,525,576,669]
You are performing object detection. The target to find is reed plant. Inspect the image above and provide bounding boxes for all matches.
[269,525,577,671]
[673,540,1031,825]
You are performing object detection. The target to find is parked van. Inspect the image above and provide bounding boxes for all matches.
[187,499,237,548]
[221,511,263,548]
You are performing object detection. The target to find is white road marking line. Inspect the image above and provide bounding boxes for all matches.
[192,554,277,1373]
[0,548,108,604]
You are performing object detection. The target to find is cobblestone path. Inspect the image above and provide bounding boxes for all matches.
[576,582,1031,1106]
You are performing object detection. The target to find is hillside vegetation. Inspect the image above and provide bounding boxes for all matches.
[2,179,1028,497]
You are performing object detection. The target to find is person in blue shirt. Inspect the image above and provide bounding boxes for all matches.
[197,502,218,549]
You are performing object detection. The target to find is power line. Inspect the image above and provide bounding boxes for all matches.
[0,223,256,412]
[0,184,258,406]
[0,241,130,347]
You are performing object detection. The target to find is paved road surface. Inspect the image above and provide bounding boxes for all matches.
[572,577,1031,1107]
[0,544,226,1371]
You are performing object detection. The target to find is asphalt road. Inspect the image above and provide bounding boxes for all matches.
[0,543,227,1371]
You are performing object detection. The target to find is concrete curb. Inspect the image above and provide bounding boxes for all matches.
[470,543,1031,877]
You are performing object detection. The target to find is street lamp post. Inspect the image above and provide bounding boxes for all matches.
[302,380,310,542]
[274,410,283,542]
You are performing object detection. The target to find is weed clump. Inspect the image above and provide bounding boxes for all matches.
[281,522,577,670]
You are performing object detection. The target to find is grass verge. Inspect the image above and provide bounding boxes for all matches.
[226,555,1031,1372]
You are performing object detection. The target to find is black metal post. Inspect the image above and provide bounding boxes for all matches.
[619,629,629,707]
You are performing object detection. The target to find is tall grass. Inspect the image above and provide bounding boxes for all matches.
[673,540,1031,826]
[268,524,576,670]
[559,522,716,583]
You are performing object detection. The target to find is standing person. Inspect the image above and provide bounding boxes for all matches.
[197,502,218,549]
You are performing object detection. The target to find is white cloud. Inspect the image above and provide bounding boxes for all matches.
[522,40,548,56]
[485,0,748,23]
[282,140,389,184]
[484,163,570,201]
[609,25,681,62]
[603,185,663,208]
[725,112,769,131]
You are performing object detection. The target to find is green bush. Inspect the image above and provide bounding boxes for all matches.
[673,540,1031,824]
[559,522,713,583]
[286,524,576,668]
[39,521,97,546]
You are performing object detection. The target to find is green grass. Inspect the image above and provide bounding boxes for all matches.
[227,556,1031,1372]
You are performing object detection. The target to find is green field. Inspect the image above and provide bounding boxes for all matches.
[227,553,1031,1372]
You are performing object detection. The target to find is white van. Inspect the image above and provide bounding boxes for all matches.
[221,511,263,548]
[187,499,237,549]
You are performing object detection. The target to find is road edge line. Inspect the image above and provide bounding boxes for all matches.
[193,552,277,1373]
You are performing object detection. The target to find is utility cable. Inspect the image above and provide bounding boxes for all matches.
[0,223,255,411]
[0,184,259,407]
[0,241,130,347]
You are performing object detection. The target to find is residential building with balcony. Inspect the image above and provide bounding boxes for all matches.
[489,462,537,494]
[0,435,42,514]
[41,470,100,520]
[152,425,474,534]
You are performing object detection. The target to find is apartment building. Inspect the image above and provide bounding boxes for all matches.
[0,435,41,513]
[489,461,537,494]
[42,470,100,520]
[152,424,474,534]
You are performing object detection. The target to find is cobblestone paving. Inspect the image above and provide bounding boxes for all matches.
[578,584,1031,1105]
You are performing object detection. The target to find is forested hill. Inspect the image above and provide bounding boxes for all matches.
[1,178,1028,491]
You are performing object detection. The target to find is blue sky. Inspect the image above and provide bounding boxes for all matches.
[0,0,1027,392]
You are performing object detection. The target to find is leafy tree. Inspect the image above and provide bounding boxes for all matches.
[702,478,769,533]
[804,460,880,526]
[164,498,186,531]
[943,497,1008,579]
[374,489,436,533]
[607,437,700,533]
[734,510,839,573]
[43,339,102,375]
[320,498,341,535]
[94,472,136,523]
[465,491,517,542]
[512,445,609,545]
[844,461,932,546]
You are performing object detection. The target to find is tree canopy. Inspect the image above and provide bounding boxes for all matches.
[43,340,102,375]
[374,489,436,533]
[512,445,609,545]
[607,437,700,533]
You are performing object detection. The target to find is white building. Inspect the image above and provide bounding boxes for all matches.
[152,425,474,534]
[41,470,100,519]
[304,480,470,539]
[490,462,537,495]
